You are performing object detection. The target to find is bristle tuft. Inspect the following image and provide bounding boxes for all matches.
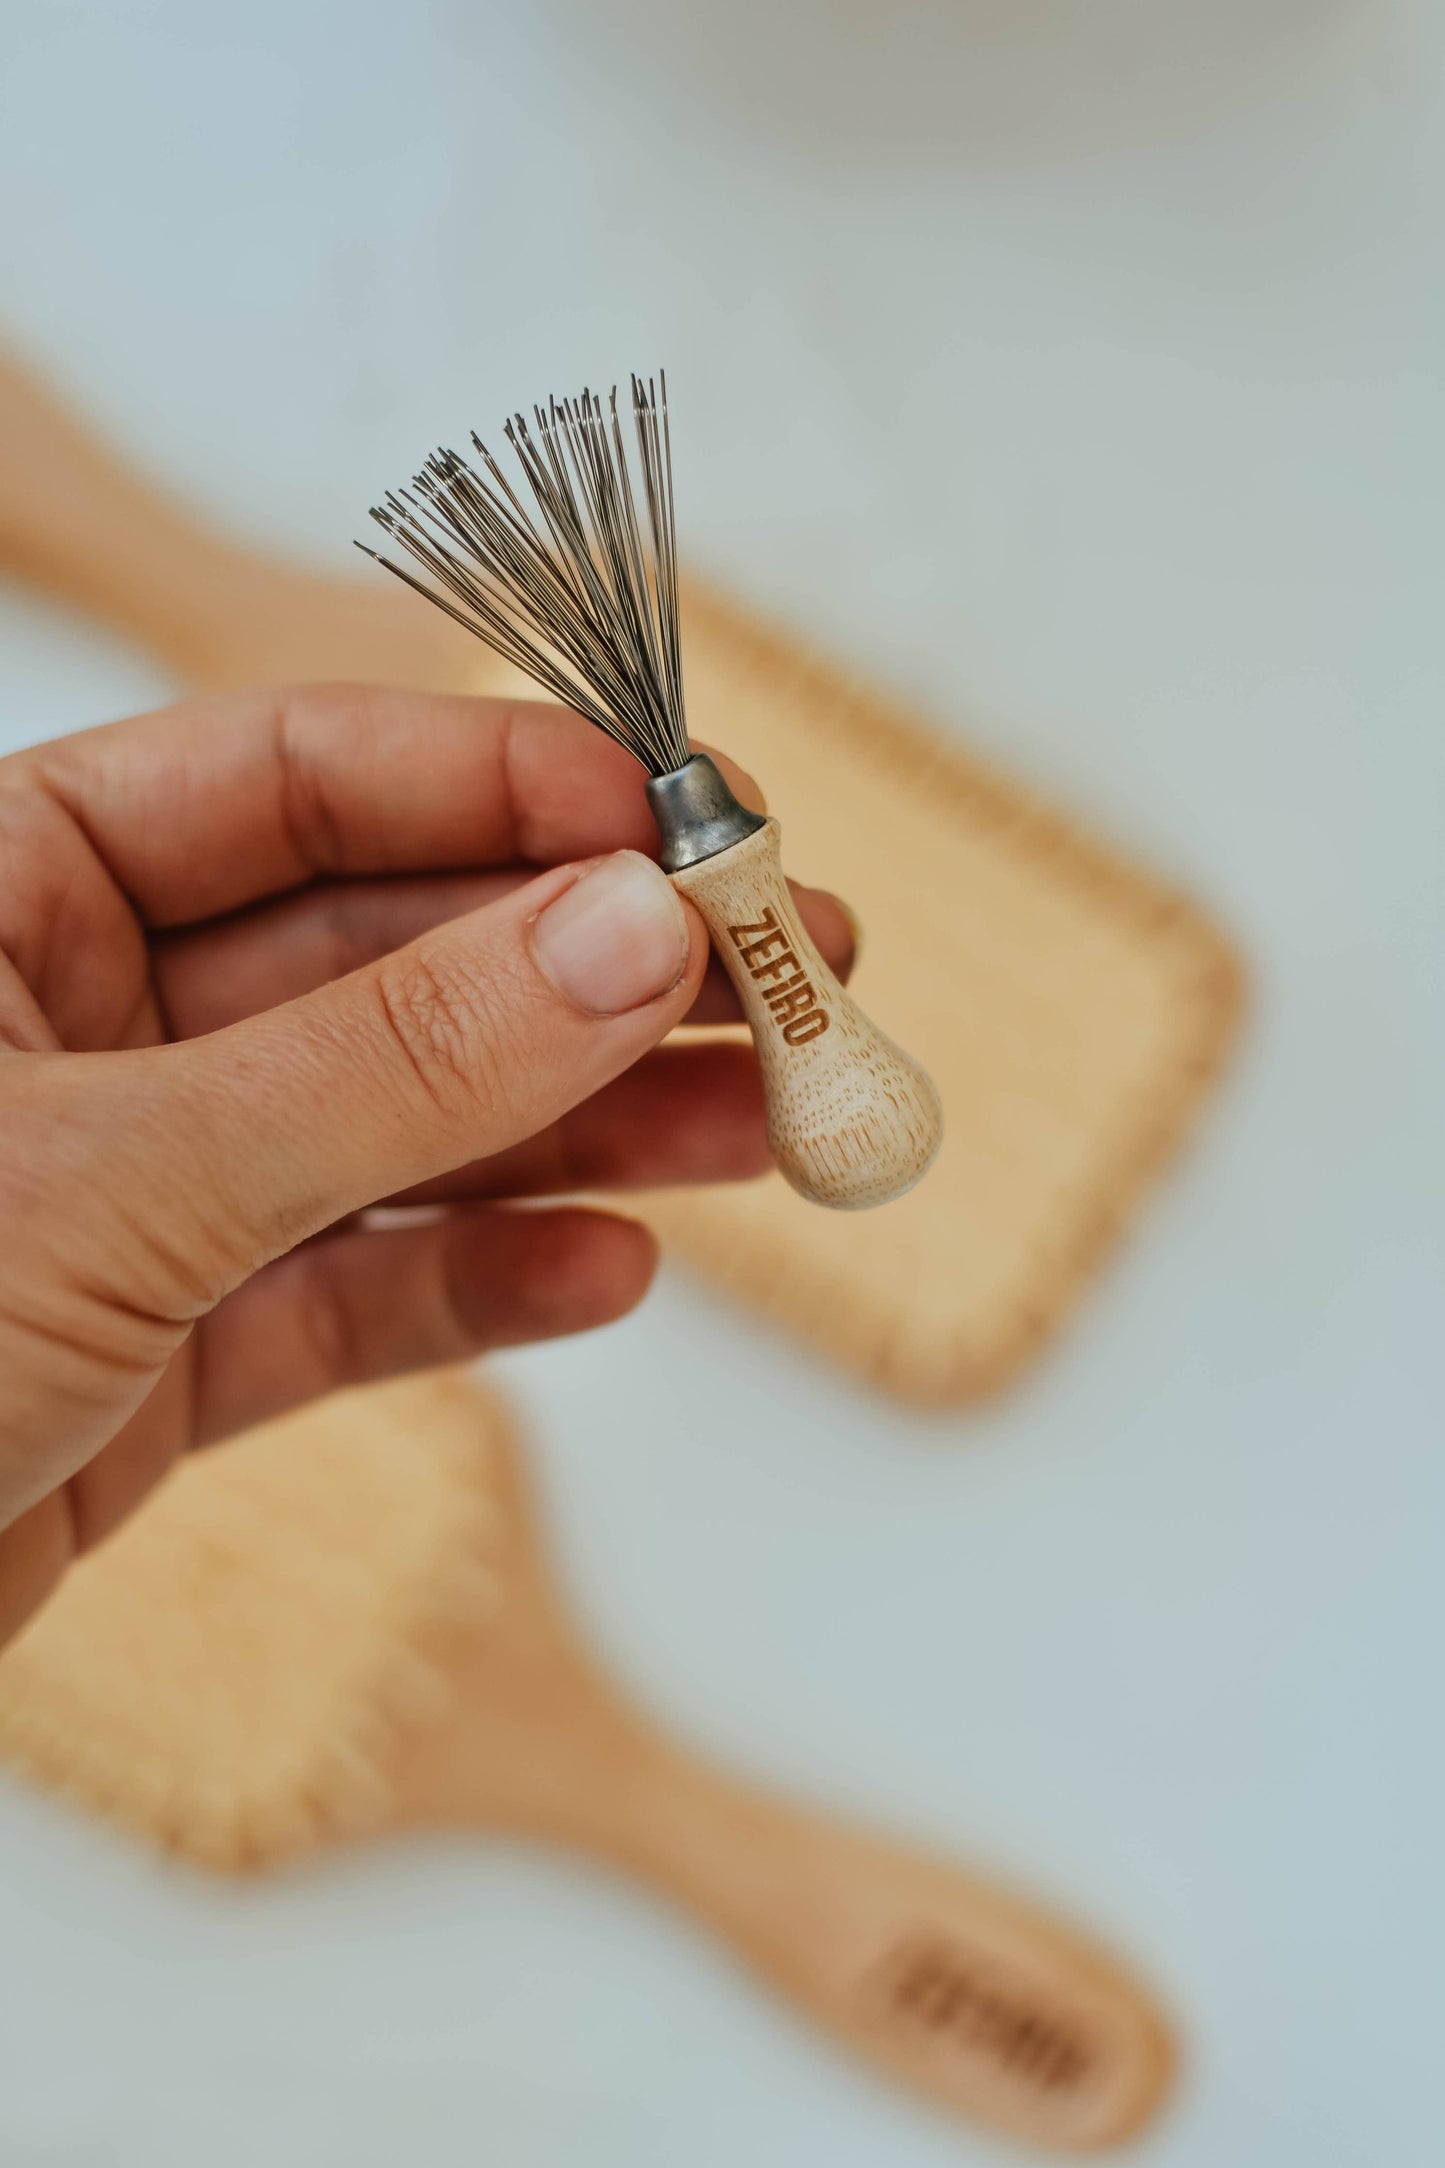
[0,1374,516,1874]
[360,373,692,779]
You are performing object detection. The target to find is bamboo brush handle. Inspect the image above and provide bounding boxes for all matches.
[0,346,475,691]
[671,819,942,1209]
[424,1689,1173,2150]
[0,346,253,669]
[612,1737,1172,2149]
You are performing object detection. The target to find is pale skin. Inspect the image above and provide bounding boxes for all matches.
[0,685,855,1645]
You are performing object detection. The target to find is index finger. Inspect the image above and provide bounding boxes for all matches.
[17,683,765,928]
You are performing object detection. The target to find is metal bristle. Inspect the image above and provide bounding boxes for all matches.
[359,372,691,779]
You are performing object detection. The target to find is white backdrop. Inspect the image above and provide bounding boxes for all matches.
[0,3,1440,2162]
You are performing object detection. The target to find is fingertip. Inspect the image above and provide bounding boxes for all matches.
[794,884,859,981]
[586,1209,661,1320]
[531,851,692,1017]
[455,1205,659,1344]
[697,742,766,817]
[530,1206,660,1330]
[676,893,713,991]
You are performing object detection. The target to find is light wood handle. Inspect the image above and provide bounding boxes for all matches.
[0,345,476,692]
[671,819,942,1209]
[0,346,261,671]
[470,1702,1175,2150]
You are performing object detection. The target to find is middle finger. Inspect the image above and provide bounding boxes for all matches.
[154,868,857,1038]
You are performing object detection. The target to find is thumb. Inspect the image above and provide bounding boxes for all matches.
[124,849,705,1305]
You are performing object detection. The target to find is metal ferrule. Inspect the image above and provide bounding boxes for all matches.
[646,752,768,873]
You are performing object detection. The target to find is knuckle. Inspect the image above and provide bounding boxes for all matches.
[272,690,352,874]
[369,941,511,1124]
[0,1065,202,1373]
[0,1063,92,1226]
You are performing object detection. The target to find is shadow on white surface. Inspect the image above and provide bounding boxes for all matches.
[563,0,1362,163]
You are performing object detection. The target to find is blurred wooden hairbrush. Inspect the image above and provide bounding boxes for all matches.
[0,1372,1173,2149]
[360,375,943,1211]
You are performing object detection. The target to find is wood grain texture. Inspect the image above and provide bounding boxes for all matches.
[0,1374,1175,2149]
[673,820,942,1208]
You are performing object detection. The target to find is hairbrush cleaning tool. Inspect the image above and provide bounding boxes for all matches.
[360,375,943,1210]
[0,1374,1173,2147]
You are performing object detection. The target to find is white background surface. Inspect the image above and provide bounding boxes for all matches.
[0,2,1440,2162]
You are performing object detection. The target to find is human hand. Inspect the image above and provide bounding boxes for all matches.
[0,685,854,1641]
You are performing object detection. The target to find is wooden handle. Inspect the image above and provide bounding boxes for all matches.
[0,346,254,671]
[388,1410,1174,2151]
[671,819,942,1208]
[0,345,478,691]
[449,1696,1175,2150]
[624,1740,1171,2148]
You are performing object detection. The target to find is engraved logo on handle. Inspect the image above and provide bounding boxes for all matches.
[865,1933,1096,2095]
[727,907,830,1045]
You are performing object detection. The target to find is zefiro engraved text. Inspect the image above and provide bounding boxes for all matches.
[867,1934,1094,2094]
[726,907,830,1045]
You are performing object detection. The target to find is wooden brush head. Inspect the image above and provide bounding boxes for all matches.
[0,1373,518,1868]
